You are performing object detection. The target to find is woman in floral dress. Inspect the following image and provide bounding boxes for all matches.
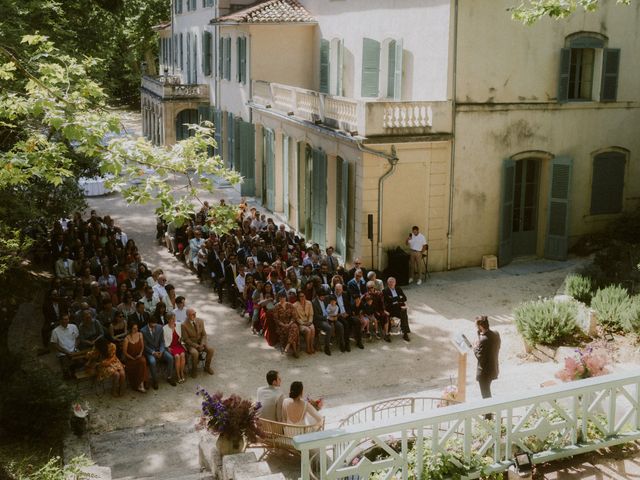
[86,337,126,397]
[274,291,300,358]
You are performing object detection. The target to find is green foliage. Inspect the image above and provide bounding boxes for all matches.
[3,455,91,480]
[0,227,31,276]
[565,274,593,305]
[0,353,74,440]
[591,285,635,332]
[514,298,579,346]
[511,0,631,25]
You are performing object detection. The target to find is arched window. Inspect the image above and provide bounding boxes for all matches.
[590,149,627,215]
[175,109,198,141]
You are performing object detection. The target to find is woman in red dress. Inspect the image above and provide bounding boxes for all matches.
[163,312,186,383]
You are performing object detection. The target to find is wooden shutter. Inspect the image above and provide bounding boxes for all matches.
[311,149,328,248]
[193,34,198,83]
[336,39,344,96]
[203,32,211,76]
[283,135,289,218]
[336,157,349,256]
[240,121,256,196]
[186,33,191,83]
[225,37,231,81]
[498,159,516,267]
[237,37,246,84]
[175,0,182,14]
[218,37,224,78]
[180,33,184,70]
[545,156,573,260]
[226,112,235,168]
[557,48,571,103]
[393,39,403,100]
[264,129,276,210]
[319,39,330,94]
[213,109,222,156]
[361,38,380,98]
[590,152,625,214]
[601,48,620,102]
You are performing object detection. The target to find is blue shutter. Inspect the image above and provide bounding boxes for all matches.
[601,48,620,102]
[361,38,380,98]
[557,48,571,103]
[319,39,330,94]
[590,152,625,214]
[498,159,516,266]
[545,156,573,260]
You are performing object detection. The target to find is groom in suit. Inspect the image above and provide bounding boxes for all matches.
[141,316,176,389]
[182,308,214,377]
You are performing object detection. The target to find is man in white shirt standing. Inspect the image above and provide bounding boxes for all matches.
[406,226,428,285]
[256,370,284,421]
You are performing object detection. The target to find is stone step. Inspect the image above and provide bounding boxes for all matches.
[115,472,213,480]
[221,452,257,480]
[232,461,271,480]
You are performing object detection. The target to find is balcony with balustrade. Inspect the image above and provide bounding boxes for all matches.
[141,75,209,101]
[250,80,452,138]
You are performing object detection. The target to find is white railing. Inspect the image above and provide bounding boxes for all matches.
[251,81,452,136]
[294,372,640,479]
[141,75,209,99]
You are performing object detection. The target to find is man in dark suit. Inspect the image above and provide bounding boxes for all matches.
[382,277,411,342]
[128,301,150,330]
[346,258,368,283]
[334,283,363,350]
[257,243,276,264]
[473,315,501,400]
[208,248,226,303]
[224,253,240,308]
[141,316,176,389]
[346,268,367,299]
[312,288,340,355]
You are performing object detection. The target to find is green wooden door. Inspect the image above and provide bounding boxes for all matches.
[498,159,515,266]
[336,157,349,256]
[545,157,572,260]
[310,148,327,248]
[238,120,255,196]
[263,128,275,211]
[175,108,198,141]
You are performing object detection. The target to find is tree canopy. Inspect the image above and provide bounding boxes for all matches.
[512,0,631,24]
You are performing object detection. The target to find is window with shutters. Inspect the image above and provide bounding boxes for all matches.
[557,33,620,103]
[319,39,330,94]
[202,31,212,76]
[203,0,215,6]
[224,37,231,81]
[187,0,196,11]
[180,33,184,70]
[361,37,403,99]
[590,150,627,215]
[193,33,198,83]
[237,37,247,84]
[175,0,183,14]
[361,38,380,98]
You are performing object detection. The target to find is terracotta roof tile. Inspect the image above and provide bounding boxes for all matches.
[213,0,316,24]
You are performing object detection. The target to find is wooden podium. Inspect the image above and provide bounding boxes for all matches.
[451,334,472,403]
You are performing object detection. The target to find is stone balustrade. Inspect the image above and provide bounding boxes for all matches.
[251,80,452,137]
[141,75,209,100]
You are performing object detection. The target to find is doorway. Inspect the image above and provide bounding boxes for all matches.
[512,158,540,257]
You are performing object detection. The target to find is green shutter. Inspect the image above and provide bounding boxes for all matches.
[213,109,222,156]
[311,149,327,248]
[545,156,573,260]
[387,40,396,98]
[283,135,289,218]
[336,157,349,255]
[320,39,330,94]
[241,37,247,84]
[361,38,380,98]
[498,159,516,267]
[591,152,625,214]
[193,34,198,83]
[601,48,620,102]
[225,38,231,81]
[218,37,224,78]
[557,48,571,103]
[203,32,211,76]
[226,112,235,168]
[239,121,256,196]
[393,39,403,100]
[180,33,184,70]
[264,129,275,210]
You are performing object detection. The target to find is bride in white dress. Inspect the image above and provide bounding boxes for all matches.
[281,381,323,428]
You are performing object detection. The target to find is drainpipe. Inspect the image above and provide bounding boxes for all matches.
[356,142,399,271]
[446,0,459,271]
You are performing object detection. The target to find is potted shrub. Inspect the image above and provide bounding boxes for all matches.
[196,387,262,456]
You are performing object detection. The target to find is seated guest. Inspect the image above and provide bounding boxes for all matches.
[281,381,323,427]
[122,322,147,393]
[54,248,75,280]
[163,312,186,384]
[365,281,390,340]
[273,291,299,358]
[334,284,363,350]
[117,292,136,317]
[294,291,315,355]
[256,370,284,421]
[85,337,126,397]
[382,277,411,342]
[152,274,169,303]
[50,313,81,377]
[97,266,118,296]
[128,300,150,330]
[78,310,105,350]
[42,289,65,348]
[165,283,177,310]
[141,315,176,389]
[141,285,159,314]
[312,288,339,355]
[367,271,384,292]
[97,298,117,332]
[153,301,169,326]
[109,311,128,351]
[173,296,188,324]
[347,269,367,299]
[181,308,214,377]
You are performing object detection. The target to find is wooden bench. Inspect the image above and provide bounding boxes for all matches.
[255,417,325,459]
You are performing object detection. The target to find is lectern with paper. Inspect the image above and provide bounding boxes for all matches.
[451,333,473,402]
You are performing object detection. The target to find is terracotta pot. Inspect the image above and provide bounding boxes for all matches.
[216,433,246,456]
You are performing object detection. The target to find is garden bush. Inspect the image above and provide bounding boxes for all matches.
[564,274,593,305]
[514,299,579,346]
[590,285,634,332]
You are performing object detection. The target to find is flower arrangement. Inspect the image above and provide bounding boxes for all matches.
[306,396,324,411]
[196,387,262,442]
[437,385,459,407]
[555,347,609,382]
